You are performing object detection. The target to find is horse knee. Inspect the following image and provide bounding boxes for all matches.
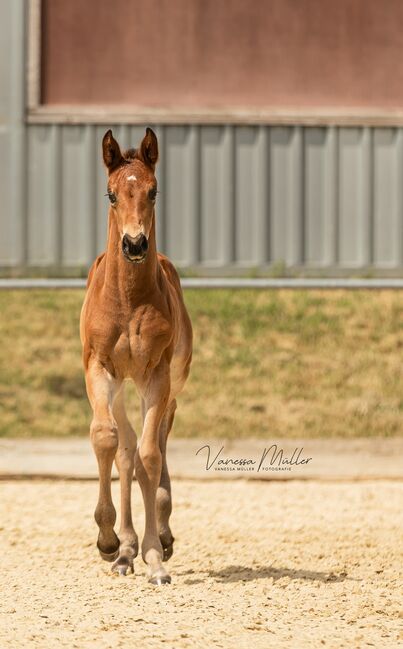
[90,419,118,455]
[116,440,136,472]
[135,444,162,483]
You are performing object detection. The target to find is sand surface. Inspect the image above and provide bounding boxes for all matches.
[0,479,402,648]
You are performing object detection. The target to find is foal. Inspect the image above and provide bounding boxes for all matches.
[80,128,192,585]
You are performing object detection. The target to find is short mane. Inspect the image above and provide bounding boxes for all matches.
[123,148,138,162]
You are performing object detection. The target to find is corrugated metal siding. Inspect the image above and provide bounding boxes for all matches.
[4,123,399,271]
[0,0,26,267]
[1,1,403,274]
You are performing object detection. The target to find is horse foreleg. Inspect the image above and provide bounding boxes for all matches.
[135,359,171,585]
[85,360,120,562]
[111,384,138,575]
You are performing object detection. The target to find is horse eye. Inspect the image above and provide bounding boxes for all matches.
[108,191,117,204]
[148,187,157,201]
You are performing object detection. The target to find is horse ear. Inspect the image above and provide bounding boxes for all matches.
[102,129,124,173]
[137,127,158,170]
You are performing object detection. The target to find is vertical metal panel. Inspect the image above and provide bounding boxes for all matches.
[270,127,294,265]
[360,127,373,266]
[200,126,228,265]
[305,128,327,265]
[338,128,357,266]
[0,0,26,265]
[60,126,94,265]
[323,127,338,266]
[269,126,305,266]
[338,128,370,267]
[255,126,270,265]
[288,127,304,265]
[187,126,201,265]
[234,126,269,265]
[198,125,236,266]
[373,128,401,267]
[111,124,131,152]
[396,129,403,266]
[164,126,200,266]
[27,125,61,264]
[221,126,236,264]
[235,127,257,264]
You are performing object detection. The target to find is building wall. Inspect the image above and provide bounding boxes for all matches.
[1,1,403,275]
[15,124,403,272]
[41,0,403,111]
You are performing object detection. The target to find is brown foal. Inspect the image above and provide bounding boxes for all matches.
[80,128,192,585]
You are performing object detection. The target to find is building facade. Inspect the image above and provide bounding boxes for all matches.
[1,0,403,275]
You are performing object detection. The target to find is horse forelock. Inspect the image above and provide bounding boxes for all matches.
[123,148,138,162]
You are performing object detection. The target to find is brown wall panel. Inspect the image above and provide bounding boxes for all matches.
[41,0,403,109]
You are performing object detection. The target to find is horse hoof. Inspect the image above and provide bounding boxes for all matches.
[98,548,120,562]
[112,557,133,576]
[97,540,120,563]
[149,574,171,586]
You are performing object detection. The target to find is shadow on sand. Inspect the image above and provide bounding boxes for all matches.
[183,564,349,585]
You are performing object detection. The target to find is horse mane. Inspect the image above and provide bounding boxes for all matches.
[123,148,139,162]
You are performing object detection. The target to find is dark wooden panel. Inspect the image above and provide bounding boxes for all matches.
[40,0,403,110]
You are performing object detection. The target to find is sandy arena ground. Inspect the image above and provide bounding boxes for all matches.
[0,479,402,649]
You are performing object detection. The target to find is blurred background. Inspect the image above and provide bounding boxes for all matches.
[0,0,402,439]
[3,0,403,275]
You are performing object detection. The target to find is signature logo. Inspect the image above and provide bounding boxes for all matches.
[195,444,312,472]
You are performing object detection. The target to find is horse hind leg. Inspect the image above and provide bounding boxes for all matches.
[157,399,177,562]
[111,384,139,575]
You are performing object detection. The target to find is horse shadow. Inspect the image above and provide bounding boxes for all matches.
[183,564,349,585]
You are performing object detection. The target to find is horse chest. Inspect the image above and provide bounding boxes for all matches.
[112,311,172,378]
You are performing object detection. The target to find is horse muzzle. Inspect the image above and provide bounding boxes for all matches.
[122,233,148,263]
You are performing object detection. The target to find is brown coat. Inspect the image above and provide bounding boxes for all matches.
[80,128,192,585]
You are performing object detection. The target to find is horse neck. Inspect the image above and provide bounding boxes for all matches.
[104,211,159,305]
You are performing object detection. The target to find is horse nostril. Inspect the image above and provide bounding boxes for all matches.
[122,233,148,258]
[140,236,148,252]
[122,234,131,254]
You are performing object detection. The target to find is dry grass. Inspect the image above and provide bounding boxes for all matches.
[0,289,402,438]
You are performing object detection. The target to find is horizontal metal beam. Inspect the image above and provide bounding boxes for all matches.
[1,277,403,290]
[26,105,403,127]
[183,278,403,289]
